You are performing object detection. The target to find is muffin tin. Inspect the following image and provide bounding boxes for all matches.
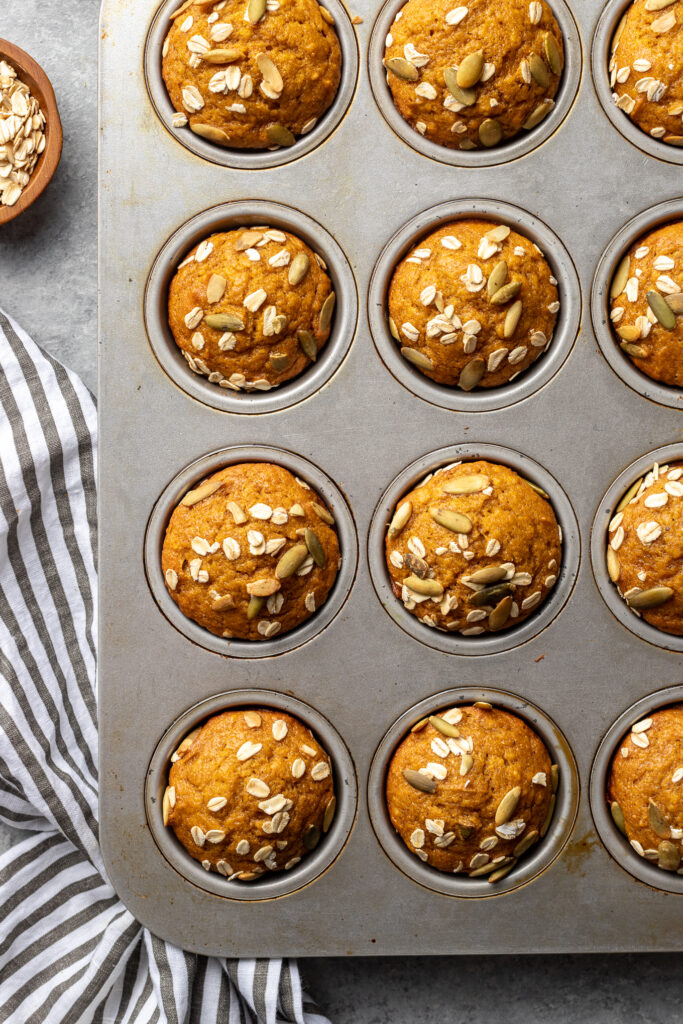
[99,0,683,956]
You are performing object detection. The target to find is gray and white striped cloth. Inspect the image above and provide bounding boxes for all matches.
[0,309,331,1024]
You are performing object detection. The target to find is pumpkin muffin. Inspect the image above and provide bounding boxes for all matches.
[609,221,683,388]
[606,460,683,636]
[382,0,564,151]
[607,705,683,874]
[168,227,335,392]
[386,703,556,879]
[609,0,683,147]
[164,708,336,879]
[385,460,562,634]
[161,0,341,150]
[388,219,559,390]
[162,462,340,640]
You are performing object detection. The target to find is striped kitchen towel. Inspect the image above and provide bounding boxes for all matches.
[0,308,331,1024]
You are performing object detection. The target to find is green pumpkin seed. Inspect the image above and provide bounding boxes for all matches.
[487,260,508,298]
[430,507,473,534]
[523,99,553,130]
[404,552,431,578]
[304,527,326,568]
[443,67,476,105]
[455,823,474,840]
[543,33,563,75]
[246,0,266,21]
[203,47,244,64]
[303,824,321,850]
[522,477,550,499]
[616,477,643,512]
[620,342,649,358]
[529,52,550,88]
[489,595,512,631]
[649,801,669,839]
[275,543,309,579]
[388,316,400,340]
[402,768,437,793]
[550,764,559,794]
[269,352,290,372]
[504,300,523,338]
[319,292,336,332]
[610,254,630,298]
[626,586,674,609]
[443,473,489,495]
[388,500,412,537]
[190,123,231,146]
[488,859,517,883]
[297,330,318,361]
[288,252,310,286]
[403,575,443,596]
[470,582,513,608]
[401,346,434,371]
[610,800,627,835]
[469,566,508,584]
[646,290,676,330]
[495,786,521,825]
[429,715,460,738]
[514,829,539,857]
[323,796,336,833]
[384,56,419,81]
[658,840,681,871]
[490,281,522,305]
[539,793,556,837]
[312,501,334,525]
[459,356,485,390]
[457,50,484,89]
[247,595,265,620]
[266,123,295,147]
[606,546,621,582]
[479,119,503,147]
[204,312,245,331]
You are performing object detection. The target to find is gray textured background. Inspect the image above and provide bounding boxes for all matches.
[1,1,682,1020]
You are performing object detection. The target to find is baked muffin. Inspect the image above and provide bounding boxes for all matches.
[385,460,562,634]
[386,703,557,879]
[609,222,683,388]
[162,462,340,640]
[164,708,336,879]
[607,460,683,636]
[168,227,335,392]
[610,0,683,146]
[162,0,341,150]
[607,705,683,874]
[382,0,564,151]
[388,219,559,390]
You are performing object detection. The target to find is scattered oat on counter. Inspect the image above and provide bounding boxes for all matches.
[0,60,47,208]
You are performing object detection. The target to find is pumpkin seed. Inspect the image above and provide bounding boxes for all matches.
[456,823,474,840]
[490,281,522,305]
[459,356,485,390]
[539,793,556,837]
[303,824,321,850]
[626,586,674,609]
[486,225,511,243]
[275,543,309,579]
[543,33,563,75]
[266,123,295,147]
[288,252,310,286]
[403,768,437,793]
[323,796,336,833]
[191,123,232,145]
[620,342,650,358]
[319,292,336,332]
[495,786,521,825]
[443,67,476,105]
[388,316,399,340]
[522,99,553,129]
[514,829,539,857]
[550,764,559,793]
[487,260,508,298]
[312,501,334,525]
[404,552,431,578]
[457,50,484,89]
[247,579,281,598]
[319,4,335,23]
[304,527,326,567]
[401,346,433,371]
[470,582,513,608]
[658,840,680,871]
[181,478,223,506]
[479,119,503,147]
[521,477,550,499]
[384,56,419,81]
[162,786,174,826]
[429,715,460,738]
[647,797,667,836]
[664,135,683,146]
[443,473,490,494]
[504,300,523,338]
[488,859,517,883]
[269,352,290,372]
[469,566,508,584]
[611,11,627,50]
[297,330,317,361]
[403,575,443,596]
[430,507,473,533]
[204,312,245,331]
[247,595,265,619]
[606,546,621,582]
[203,47,243,64]
[489,595,512,631]
[610,800,627,835]
[389,501,412,537]
[616,476,643,512]
[529,53,550,88]
[664,292,683,313]
[616,324,640,342]
[610,254,630,298]
[247,0,266,22]
[470,860,503,877]
[411,717,428,733]
[473,701,492,709]
[646,290,676,330]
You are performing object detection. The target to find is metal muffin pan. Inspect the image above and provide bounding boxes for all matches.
[100,0,683,956]
[367,686,579,899]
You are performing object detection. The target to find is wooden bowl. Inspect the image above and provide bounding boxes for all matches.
[0,39,63,226]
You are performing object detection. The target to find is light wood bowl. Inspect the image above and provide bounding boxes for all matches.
[0,39,63,226]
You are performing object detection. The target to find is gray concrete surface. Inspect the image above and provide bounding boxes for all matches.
[1,1,682,1021]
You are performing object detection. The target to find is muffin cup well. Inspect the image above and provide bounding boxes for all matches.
[367,0,581,168]
[591,0,683,167]
[144,445,358,658]
[367,687,579,898]
[590,443,683,653]
[367,198,581,412]
[144,0,359,170]
[144,200,358,414]
[590,685,683,894]
[591,199,683,410]
[146,689,358,900]
[367,443,580,655]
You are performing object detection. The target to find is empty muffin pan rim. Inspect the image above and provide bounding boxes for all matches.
[591,0,683,167]
[367,442,581,656]
[143,199,359,414]
[145,688,358,900]
[144,0,360,170]
[367,686,580,899]
[367,0,583,168]
[591,198,683,411]
[590,442,683,653]
[367,197,582,412]
[589,684,683,895]
[143,444,359,658]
